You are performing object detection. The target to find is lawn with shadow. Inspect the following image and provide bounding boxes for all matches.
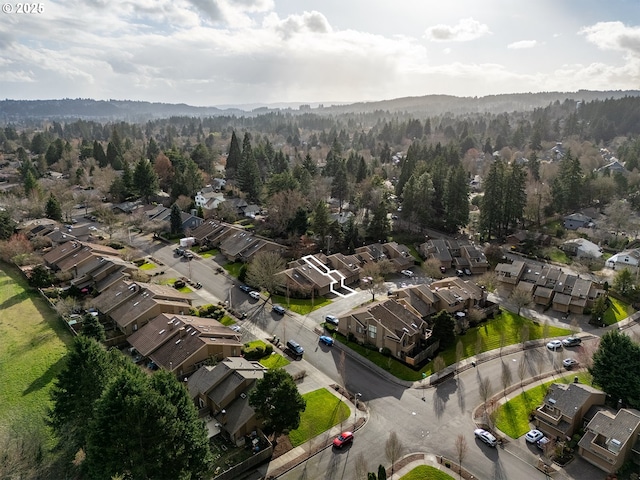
[287,388,350,447]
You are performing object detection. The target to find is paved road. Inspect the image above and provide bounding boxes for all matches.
[129,236,638,480]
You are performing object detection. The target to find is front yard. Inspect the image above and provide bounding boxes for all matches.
[495,372,592,438]
[269,294,331,315]
[333,309,573,382]
[287,388,350,447]
[602,297,632,325]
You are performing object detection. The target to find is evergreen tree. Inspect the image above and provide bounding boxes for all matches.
[431,310,456,349]
[551,150,583,213]
[249,369,306,442]
[311,201,330,240]
[502,162,527,234]
[93,140,108,168]
[106,141,123,170]
[23,170,38,196]
[225,131,241,180]
[45,193,63,221]
[302,153,317,176]
[443,164,469,233]
[238,133,262,203]
[86,366,211,479]
[49,337,121,460]
[82,313,106,343]
[170,203,183,235]
[479,160,506,240]
[528,151,540,181]
[133,158,159,203]
[331,161,349,211]
[367,202,390,242]
[146,137,160,161]
[0,210,16,240]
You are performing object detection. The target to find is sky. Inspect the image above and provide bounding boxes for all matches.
[1,0,639,107]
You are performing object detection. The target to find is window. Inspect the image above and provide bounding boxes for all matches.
[368,325,377,339]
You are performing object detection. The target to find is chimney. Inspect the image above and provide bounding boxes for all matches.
[168,320,174,330]
[179,327,186,338]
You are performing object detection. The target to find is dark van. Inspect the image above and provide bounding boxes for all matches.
[286,340,304,358]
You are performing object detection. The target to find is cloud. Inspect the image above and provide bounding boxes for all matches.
[424,18,491,42]
[187,0,224,23]
[580,21,640,58]
[267,11,332,40]
[507,40,538,49]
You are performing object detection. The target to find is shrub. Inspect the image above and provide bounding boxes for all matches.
[243,344,265,360]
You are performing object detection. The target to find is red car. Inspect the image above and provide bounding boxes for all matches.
[333,431,354,449]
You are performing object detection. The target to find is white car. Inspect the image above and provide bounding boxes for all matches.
[88,226,98,231]
[474,428,497,447]
[401,270,414,277]
[546,340,562,351]
[563,358,579,369]
[525,429,544,444]
[249,291,261,300]
[230,325,241,332]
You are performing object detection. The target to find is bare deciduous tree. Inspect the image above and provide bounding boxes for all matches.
[455,341,464,374]
[509,284,533,315]
[385,431,404,477]
[542,319,550,342]
[354,452,369,480]
[360,261,387,301]
[475,335,485,357]
[245,251,286,297]
[478,377,493,409]
[520,324,530,349]
[433,356,446,379]
[518,358,527,388]
[501,361,513,397]
[454,434,468,480]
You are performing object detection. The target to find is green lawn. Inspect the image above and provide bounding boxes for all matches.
[223,261,243,277]
[495,372,593,438]
[139,262,157,270]
[543,247,571,264]
[0,265,72,446]
[400,465,454,480]
[334,309,573,381]
[259,353,290,369]
[198,248,218,259]
[270,294,331,315]
[602,297,631,325]
[219,315,235,326]
[288,389,350,447]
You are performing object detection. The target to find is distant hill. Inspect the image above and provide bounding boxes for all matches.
[2,90,639,122]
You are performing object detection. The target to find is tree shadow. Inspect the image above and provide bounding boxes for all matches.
[23,356,66,396]
[456,376,466,411]
[0,290,32,311]
[432,378,458,419]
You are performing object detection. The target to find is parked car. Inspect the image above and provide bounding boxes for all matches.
[230,325,241,332]
[272,304,286,315]
[456,269,464,277]
[562,336,582,347]
[474,428,497,447]
[239,285,252,293]
[563,358,579,369]
[401,269,414,277]
[525,429,544,444]
[546,340,563,351]
[174,247,184,256]
[249,291,261,300]
[537,436,552,450]
[439,266,446,274]
[286,339,304,357]
[319,335,334,346]
[464,268,472,276]
[325,315,339,326]
[333,431,354,449]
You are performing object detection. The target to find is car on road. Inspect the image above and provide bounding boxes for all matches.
[88,226,98,231]
[286,339,304,358]
[319,335,334,346]
[562,336,582,347]
[272,304,286,315]
[474,428,497,447]
[325,315,339,326]
[333,431,354,449]
[401,269,414,277]
[546,340,563,351]
[249,291,261,300]
[239,285,252,293]
[525,429,544,444]
[562,358,579,369]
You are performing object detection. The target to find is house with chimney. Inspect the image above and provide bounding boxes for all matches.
[188,358,267,444]
[578,408,640,474]
[533,382,606,440]
[92,280,192,335]
[127,314,243,378]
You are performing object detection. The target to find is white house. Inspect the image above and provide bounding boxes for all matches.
[561,238,602,258]
[195,186,225,211]
[605,249,640,271]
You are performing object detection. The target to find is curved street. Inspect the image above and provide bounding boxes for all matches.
[135,236,637,480]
